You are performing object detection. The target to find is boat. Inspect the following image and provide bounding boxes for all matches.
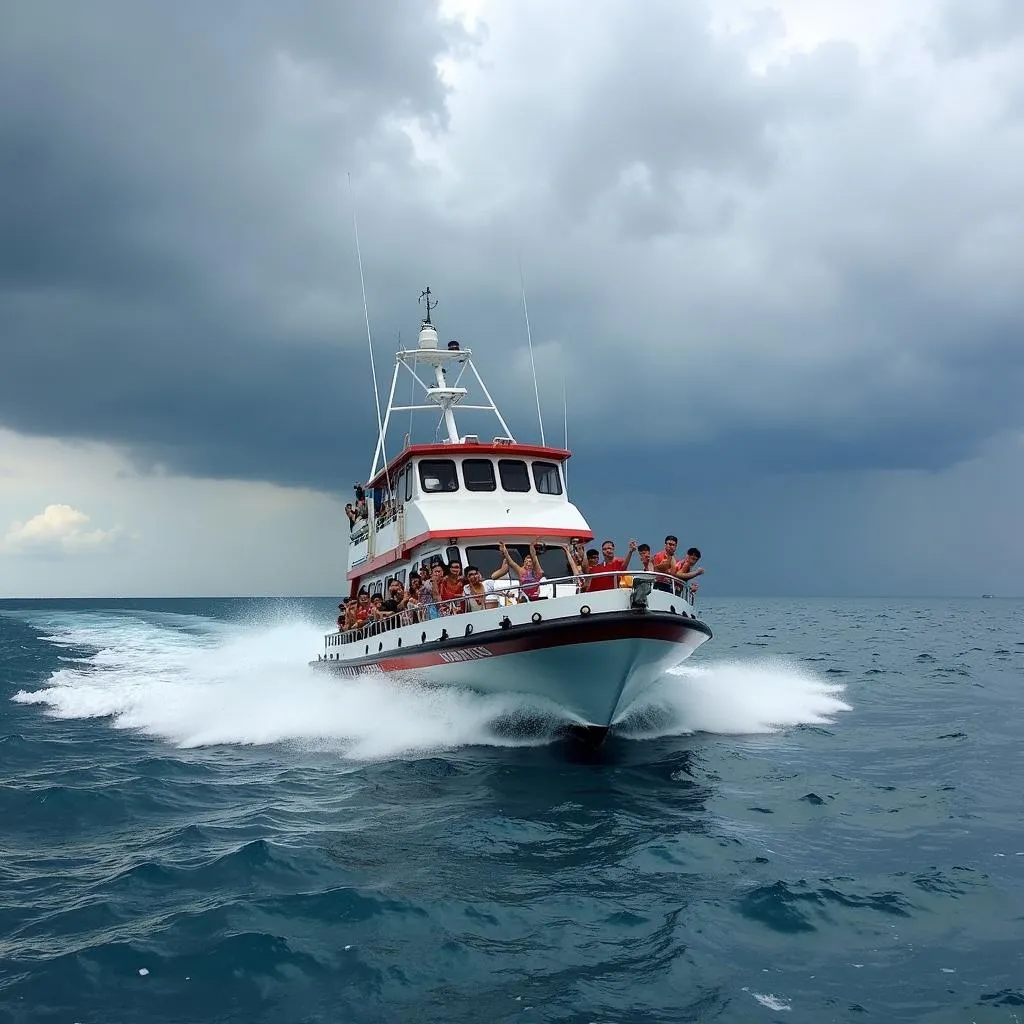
[310,289,712,744]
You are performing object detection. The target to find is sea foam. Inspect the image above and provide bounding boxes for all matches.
[14,609,850,757]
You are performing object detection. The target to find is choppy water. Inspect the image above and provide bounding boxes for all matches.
[1,597,1021,1023]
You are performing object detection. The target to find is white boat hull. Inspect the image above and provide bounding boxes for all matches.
[312,588,711,740]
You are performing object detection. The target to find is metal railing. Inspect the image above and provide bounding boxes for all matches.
[326,570,696,648]
[351,506,403,552]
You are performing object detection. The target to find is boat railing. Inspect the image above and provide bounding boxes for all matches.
[326,571,696,648]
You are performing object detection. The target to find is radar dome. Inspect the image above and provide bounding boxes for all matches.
[418,323,439,349]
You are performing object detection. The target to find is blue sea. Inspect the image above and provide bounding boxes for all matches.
[0,597,1021,1023]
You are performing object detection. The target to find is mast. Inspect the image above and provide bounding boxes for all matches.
[368,288,518,480]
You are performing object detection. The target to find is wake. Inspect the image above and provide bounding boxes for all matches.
[13,610,851,757]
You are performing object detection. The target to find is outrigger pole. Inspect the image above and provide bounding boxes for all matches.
[348,173,391,492]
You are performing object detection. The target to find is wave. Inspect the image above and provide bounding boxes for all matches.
[13,610,850,757]
[616,659,852,738]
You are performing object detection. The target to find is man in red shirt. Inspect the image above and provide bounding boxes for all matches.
[585,539,636,592]
[652,535,680,592]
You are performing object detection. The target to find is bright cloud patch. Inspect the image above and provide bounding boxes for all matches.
[3,504,123,556]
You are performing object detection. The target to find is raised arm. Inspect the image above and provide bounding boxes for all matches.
[675,566,705,581]
[621,539,637,569]
[498,542,524,576]
[491,558,511,580]
[529,539,545,577]
[571,541,591,591]
[563,544,581,576]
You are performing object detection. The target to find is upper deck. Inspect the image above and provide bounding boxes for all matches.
[346,289,593,583]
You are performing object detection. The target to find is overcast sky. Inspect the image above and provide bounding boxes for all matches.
[1,0,1022,598]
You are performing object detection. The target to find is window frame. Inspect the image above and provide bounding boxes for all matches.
[418,459,459,493]
[462,458,497,492]
[498,458,531,493]
[532,460,563,495]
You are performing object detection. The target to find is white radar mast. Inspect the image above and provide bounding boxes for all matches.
[368,288,517,480]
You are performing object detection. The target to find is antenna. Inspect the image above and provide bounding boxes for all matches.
[561,354,569,484]
[348,174,389,490]
[518,256,546,446]
[419,286,437,324]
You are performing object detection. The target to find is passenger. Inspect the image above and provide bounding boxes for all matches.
[345,504,359,530]
[337,601,346,630]
[498,540,544,601]
[673,547,705,594]
[463,565,501,610]
[353,485,368,520]
[343,600,359,632]
[354,590,373,629]
[439,562,466,613]
[423,564,447,620]
[637,543,655,573]
[405,576,425,622]
[380,580,407,625]
[652,535,680,593]
[577,547,601,591]
[586,539,636,592]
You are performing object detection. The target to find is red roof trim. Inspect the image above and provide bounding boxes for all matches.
[367,442,572,490]
[347,526,592,582]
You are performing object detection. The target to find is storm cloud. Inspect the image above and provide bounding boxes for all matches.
[1,0,1022,595]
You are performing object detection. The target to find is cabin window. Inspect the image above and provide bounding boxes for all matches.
[446,545,462,567]
[498,459,531,492]
[462,458,496,492]
[465,545,510,580]
[419,459,459,493]
[404,465,413,501]
[533,461,563,495]
[466,543,572,581]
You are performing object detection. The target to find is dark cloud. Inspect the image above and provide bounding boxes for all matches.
[0,0,466,489]
[0,0,1023,512]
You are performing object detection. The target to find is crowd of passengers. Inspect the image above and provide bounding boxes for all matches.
[335,536,704,637]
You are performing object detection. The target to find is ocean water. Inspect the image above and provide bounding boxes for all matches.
[0,597,1021,1024]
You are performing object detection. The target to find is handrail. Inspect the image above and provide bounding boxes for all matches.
[328,570,696,647]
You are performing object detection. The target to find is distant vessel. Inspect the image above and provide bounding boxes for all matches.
[311,290,711,744]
